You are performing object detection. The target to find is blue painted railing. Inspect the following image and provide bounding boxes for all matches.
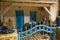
[18,24,56,40]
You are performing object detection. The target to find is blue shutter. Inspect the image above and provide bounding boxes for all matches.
[30,11,36,22]
[16,11,24,30]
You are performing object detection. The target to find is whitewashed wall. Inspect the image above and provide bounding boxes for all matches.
[4,6,49,28]
[4,6,38,28]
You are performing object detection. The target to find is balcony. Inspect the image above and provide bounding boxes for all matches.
[2,0,57,4]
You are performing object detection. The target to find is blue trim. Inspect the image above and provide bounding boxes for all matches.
[18,24,56,40]
[53,27,56,40]
[18,32,21,40]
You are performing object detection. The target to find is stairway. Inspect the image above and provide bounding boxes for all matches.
[18,24,56,40]
[22,33,50,40]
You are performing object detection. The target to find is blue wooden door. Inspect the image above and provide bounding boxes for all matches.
[30,11,36,22]
[16,11,24,30]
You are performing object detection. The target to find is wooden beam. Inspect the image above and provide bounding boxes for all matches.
[0,3,3,16]
[1,4,13,16]
[43,7,51,15]
[2,0,57,4]
[0,2,51,17]
[12,3,51,7]
[1,2,51,7]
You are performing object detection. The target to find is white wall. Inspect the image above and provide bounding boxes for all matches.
[4,6,49,28]
[4,6,38,28]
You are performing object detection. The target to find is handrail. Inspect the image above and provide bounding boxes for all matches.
[18,24,56,39]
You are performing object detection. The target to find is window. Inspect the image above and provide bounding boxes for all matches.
[30,11,36,22]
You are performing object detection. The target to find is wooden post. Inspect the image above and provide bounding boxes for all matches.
[50,0,59,26]
[0,16,3,22]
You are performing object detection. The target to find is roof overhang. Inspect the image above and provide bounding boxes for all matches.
[2,0,57,4]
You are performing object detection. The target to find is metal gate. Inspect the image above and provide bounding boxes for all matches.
[18,24,56,40]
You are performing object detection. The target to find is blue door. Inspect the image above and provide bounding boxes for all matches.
[16,11,24,30]
[30,11,36,22]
